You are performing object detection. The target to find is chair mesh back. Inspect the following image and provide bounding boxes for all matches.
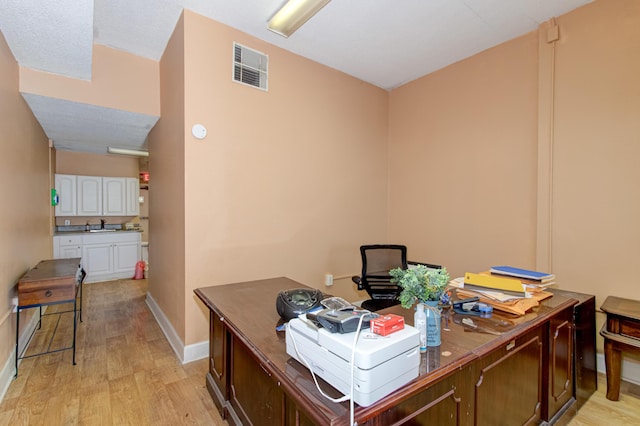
[364,248,405,276]
[360,245,407,300]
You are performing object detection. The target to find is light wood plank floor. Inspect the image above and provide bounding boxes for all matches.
[0,279,226,425]
[2,278,639,425]
[567,373,640,426]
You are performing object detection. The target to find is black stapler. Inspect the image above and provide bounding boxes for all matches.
[453,296,493,316]
[453,296,480,310]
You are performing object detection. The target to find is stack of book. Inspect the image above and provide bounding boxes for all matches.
[489,266,555,288]
[454,266,555,316]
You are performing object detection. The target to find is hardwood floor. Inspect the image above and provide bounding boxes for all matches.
[567,374,640,426]
[1,278,639,425]
[0,278,226,425]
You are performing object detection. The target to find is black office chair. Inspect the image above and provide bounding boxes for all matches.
[352,244,408,312]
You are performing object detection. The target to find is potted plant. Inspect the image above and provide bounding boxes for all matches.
[390,264,451,309]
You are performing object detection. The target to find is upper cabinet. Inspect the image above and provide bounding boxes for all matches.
[125,178,140,216]
[77,175,103,216]
[103,177,126,216]
[54,174,140,217]
[54,174,77,216]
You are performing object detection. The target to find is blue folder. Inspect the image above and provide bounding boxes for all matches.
[489,266,554,281]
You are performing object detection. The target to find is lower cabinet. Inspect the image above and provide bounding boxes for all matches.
[374,366,469,426]
[473,327,544,426]
[54,234,82,259]
[54,232,141,283]
[82,233,141,282]
[229,340,284,426]
[545,306,574,422]
[206,311,229,415]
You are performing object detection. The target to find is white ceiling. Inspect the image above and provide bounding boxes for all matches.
[0,0,593,155]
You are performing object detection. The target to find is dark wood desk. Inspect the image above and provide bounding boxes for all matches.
[600,296,640,401]
[15,258,84,377]
[195,278,596,425]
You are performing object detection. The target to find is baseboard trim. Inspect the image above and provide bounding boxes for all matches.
[0,307,46,403]
[0,349,15,404]
[185,340,209,363]
[597,353,640,386]
[144,293,208,364]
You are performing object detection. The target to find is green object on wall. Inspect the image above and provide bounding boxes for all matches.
[51,189,59,206]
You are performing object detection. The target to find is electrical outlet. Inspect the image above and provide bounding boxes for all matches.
[325,274,334,286]
[64,219,71,225]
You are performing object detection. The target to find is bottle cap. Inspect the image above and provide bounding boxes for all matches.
[416,303,424,312]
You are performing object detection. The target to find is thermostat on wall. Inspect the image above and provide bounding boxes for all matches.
[192,124,207,139]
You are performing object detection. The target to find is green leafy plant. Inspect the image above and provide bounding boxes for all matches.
[390,265,451,309]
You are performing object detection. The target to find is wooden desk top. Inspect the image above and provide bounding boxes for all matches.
[195,277,578,423]
[18,258,81,283]
[601,296,640,322]
[18,258,82,307]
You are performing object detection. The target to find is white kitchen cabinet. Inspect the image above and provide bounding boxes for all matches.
[82,241,113,278]
[81,232,141,283]
[125,178,140,216]
[103,177,126,216]
[54,174,140,217]
[77,175,103,216]
[53,234,82,259]
[54,174,77,216]
[113,239,140,273]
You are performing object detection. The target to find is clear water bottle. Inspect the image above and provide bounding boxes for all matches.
[414,303,427,353]
[425,302,441,346]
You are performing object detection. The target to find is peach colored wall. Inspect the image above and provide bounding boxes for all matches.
[181,11,388,345]
[389,0,640,363]
[0,31,51,371]
[56,150,140,177]
[19,45,159,116]
[546,0,640,354]
[146,13,187,341]
[388,32,539,279]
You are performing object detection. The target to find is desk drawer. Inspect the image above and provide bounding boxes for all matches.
[18,279,76,306]
[620,317,640,340]
[58,235,82,246]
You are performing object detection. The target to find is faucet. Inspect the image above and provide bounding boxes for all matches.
[100,219,106,230]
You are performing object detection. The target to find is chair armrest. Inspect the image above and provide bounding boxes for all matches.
[352,275,364,290]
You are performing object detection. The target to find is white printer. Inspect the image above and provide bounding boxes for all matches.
[286,316,420,407]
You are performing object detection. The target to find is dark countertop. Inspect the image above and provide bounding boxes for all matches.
[54,229,142,236]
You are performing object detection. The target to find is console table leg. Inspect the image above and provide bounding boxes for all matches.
[72,299,77,365]
[604,339,621,401]
[15,308,20,378]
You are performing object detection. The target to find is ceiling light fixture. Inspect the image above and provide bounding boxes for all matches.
[267,0,331,38]
[107,147,149,157]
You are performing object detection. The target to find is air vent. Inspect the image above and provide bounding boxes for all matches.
[233,43,268,91]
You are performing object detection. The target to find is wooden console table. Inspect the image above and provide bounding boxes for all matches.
[600,296,640,401]
[15,258,84,377]
[195,277,593,425]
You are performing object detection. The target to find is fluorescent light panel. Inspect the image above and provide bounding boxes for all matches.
[107,147,149,157]
[267,0,331,38]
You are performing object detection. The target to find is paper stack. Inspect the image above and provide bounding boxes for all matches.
[455,271,553,316]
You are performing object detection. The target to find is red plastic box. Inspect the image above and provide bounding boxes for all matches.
[370,314,405,336]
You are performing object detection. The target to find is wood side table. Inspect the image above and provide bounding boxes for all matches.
[599,296,640,401]
[15,258,84,377]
